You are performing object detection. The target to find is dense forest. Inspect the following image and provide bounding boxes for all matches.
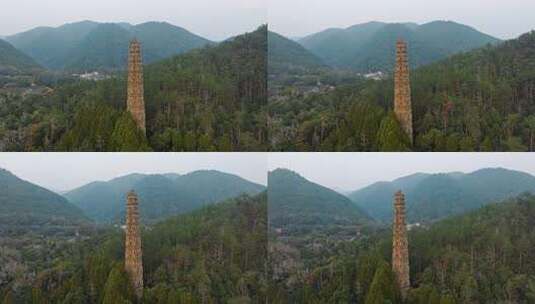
[268,169,372,235]
[0,25,267,152]
[270,193,535,304]
[270,30,535,152]
[267,31,326,76]
[268,168,377,302]
[0,193,267,304]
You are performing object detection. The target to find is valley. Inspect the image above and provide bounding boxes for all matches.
[0,162,268,303]
[268,23,535,152]
[0,23,267,152]
[270,193,535,303]
[267,154,535,303]
[2,1,535,303]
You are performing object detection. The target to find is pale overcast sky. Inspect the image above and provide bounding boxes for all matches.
[269,0,535,39]
[0,153,267,192]
[269,153,535,192]
[1,0,266,40]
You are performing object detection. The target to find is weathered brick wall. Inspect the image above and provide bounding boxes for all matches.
[392,190,410,299]
[394,40,413,143]
[127,40,146,134]
[125,190,143,299]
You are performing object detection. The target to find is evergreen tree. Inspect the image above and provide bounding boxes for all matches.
[376,112,411,152]
[102,264,135,304]
[110,113,151,151]
[58,103,119,151]
[524,115,535,151]
[365,261,401,304]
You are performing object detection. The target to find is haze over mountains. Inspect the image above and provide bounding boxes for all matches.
[268,31,326,74]
[65,170,266,223]
[0,39,41,75]
[268,168,372,232]
[285,20,500,72]
[5,20,213,71]
[269,23,535,152]
[0,168,265,227]
[268,167,535,228]
[349,168,535,223]
[0,168,88,227]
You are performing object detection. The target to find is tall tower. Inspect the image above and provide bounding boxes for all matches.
[394,40,413,143]
[392,190,410,299]
[127,39,146,134]
[125,190,143,299]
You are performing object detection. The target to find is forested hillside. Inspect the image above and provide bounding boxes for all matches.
[0,193,267,303]
[349,168,535,222]
[0,168,88,227]
[271,193,535,304]
[5,21,99,69]
[268,31,326,75]
[0,26,267,152]
[6,21,212,71]
[268,168,372,234]
[65,170,266,223]
[298,21,499,72]
[270,30,535,152]
[268,169,376,295]
[0,39,41,75]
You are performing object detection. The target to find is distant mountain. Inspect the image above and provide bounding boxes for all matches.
[268,169,372,232]
[19,26,267,152]
[64,170,266,223]
[0,39,41,75]
[61,23,133,71]
[299,21,500,72]
[6,21,213,71]
[5,21,101,69]
[349,168,535,223]
[272,29,535,152]
[268,31,326,74]
[0,168,88,227]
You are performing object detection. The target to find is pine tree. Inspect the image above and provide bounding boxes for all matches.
[102,264,135,304]
[365,262,401,304]
[110,112,151,151]
[376,112,411,151]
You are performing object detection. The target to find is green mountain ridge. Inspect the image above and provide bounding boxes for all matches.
[268,31,327,75]
[0,39,41,75]
[6,20,213,71]
[0,168,88,227]
[298,20,500,72]
[64,170,266,223]
[268,168,373,232]
[349,168,535,223]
